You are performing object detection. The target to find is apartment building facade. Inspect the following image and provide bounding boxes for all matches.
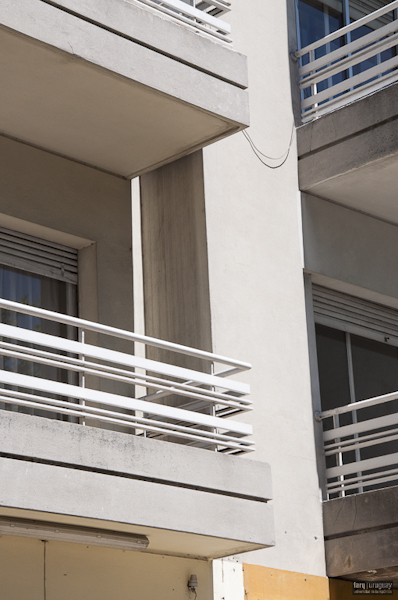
[1,0,398,599]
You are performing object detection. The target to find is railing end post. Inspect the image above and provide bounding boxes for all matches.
[315,411,322,422]
[290,51,299,63]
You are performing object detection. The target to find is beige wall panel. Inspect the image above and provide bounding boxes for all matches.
[0,134,133,336]
[0,536,213,600]
[0,537,44,600]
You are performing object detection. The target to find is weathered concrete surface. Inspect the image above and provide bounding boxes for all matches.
[323,487,398,579]
[0,410,272,501]
[0,410,274,558]
[41,0,249,89]
[297,83,398,224]
[0,0,249,177]
[140,152,212,376]
[323,486,398,538]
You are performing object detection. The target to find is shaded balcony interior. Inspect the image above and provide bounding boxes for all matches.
[295,0,398,123]
[311,284,398,586]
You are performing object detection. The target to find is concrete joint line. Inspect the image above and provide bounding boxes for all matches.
[325,521,398,541]
[298,112,398,161]
[0,452,269,503]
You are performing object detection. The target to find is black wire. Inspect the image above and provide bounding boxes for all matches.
[242,123,295,169]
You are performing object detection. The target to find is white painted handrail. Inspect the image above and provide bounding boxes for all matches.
[133,0,232,43]
[297,1,398,123]
[318,390,398,496]
[295,0,398,57]
[0,299,253,453]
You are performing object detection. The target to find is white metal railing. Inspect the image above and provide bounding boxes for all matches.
[296,1,398,123]
[317,390,398,497]
[132,0,232,43]
[0,299,253,454]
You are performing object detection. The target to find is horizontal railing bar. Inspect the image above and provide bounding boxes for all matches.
[134,3,231,42]
[0,369,252,435]
[302,70,398,121]
[0,343,252,410]
[326,451,398,479]
[323,411,398,441]
[327,466,398,489]
[0,388,253,444]
[0,395,253,451]
[300,32,398,87]
[299,19,398,78]
[137,0,231,31]
[327,470,398,493]
[324,430,398,455]
[0,323,249,396]
[0,299,250,371]
[325,422,398,450]
[319,390,398,421]
[295,0,398,57]
[301,54,398,109]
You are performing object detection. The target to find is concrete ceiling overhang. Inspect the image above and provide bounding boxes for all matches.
[0,507,271,560]
[297,83,398,224]
[0,0,249,178]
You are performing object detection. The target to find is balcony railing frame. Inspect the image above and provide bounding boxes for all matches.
[317,390,398,497]
[132,0,232,43]
[296,0,398,123]
[0,298,253,454]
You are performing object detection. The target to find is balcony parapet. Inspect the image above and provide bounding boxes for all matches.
[295,0,398,123]
[0,298,253,454]
[317,391,398,498]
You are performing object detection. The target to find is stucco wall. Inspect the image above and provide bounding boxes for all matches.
[202,0,326,578]
[0,134,133,334]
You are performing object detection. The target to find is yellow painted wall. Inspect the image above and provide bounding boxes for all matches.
[243,563,330,600]
[0,535,212,600]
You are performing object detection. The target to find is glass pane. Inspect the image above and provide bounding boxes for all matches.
[351,335,398,474]
[0,264,78,419]
[297,0,345,102]
[316,324,351,412]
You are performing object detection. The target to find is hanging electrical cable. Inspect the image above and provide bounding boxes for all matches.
[242,121,295,169]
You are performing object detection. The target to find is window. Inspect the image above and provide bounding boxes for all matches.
[313,285,398,494]
[0,227,78,420]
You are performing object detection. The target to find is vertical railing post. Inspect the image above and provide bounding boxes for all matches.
[79,329,86,426]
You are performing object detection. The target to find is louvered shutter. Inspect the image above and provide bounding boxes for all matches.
[349,0,394,26]
[312,285,398,346]
[0,226,78,285]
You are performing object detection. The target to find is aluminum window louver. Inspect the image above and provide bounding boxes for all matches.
[312,285,398,346]
[349,0,394,25]
[0,226,78,285]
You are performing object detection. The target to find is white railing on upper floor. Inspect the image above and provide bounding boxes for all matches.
[296,0,398,123]
[132,0,232,43]
[0,298,253,454]
[317,390,398,497]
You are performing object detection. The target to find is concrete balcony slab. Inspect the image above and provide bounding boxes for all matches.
[0,411,274,559]
[297,83,398,225]
[323,487,398,586]
[0,0,249,178]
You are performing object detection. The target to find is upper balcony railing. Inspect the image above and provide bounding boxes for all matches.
[0,299,253,454]
[295,0,398,123]
[132,0,232,43]
[317,390,398,498]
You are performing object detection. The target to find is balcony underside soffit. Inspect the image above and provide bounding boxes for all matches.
[0,23,248,178]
